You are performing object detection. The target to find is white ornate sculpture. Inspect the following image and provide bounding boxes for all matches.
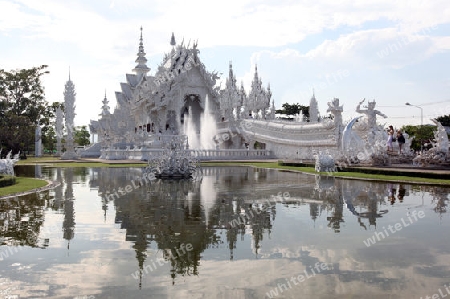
[356,98,387,130]
[430,119,449,154]
[342,117,364,157]
[0,150,20,176]
[314,151,336,172]
[413,119,450,166]
[146,135,200,179]
[327,98,343,128]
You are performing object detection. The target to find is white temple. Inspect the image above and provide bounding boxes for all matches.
[84,28,274,160]
[82,28,421,164]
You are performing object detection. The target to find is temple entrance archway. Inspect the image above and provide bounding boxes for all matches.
[181,94,203,133]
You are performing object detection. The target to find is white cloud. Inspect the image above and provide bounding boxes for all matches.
[1,0,450,128]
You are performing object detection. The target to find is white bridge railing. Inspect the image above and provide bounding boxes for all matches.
[187,149,273,160]
[100,148,274,161]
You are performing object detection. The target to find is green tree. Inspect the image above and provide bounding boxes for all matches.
[74,126,90,147]
[435,115,450,127]
[401,125,436,151]
[43,126,56,153]
[0,65,50,157]
[276,103,309,119]
[42,102,64,154]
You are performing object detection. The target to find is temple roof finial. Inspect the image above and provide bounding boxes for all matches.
[133,26,150,76]
[170,32,176,47]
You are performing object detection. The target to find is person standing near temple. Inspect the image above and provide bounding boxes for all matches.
[397,130,406,154]
[386,125,394,152]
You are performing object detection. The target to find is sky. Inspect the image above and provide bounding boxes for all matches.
[1,0,450,129]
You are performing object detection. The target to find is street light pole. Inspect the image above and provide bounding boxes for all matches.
[405,102,423,153]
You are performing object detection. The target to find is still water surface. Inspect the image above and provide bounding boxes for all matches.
[1,166,450,299]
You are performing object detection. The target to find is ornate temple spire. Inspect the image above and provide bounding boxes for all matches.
[267,83,272,104]
[101,90,110,116]
[170,32,176,47]
[309,90,319,123]
[228,61,236,88]
[61,72,78,159]
[133,26,150,76]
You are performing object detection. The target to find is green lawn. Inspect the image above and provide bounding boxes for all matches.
[17,157,146,168]
[0,177,48,197]
[36,162,147,168]
[202,161,450,185]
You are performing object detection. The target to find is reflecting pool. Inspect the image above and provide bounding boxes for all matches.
[1,166,450,299]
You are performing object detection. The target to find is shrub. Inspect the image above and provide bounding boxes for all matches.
[0,175,16,187]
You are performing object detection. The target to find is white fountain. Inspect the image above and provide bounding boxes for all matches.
[184,106,199,149]
[199,95,218,149]
[146,135,200,179]
[184,95,217,150]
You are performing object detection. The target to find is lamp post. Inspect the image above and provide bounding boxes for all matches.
[405,102,423,153]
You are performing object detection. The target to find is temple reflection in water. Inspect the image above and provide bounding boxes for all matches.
[1,165,449,297]
[86,166,409,283]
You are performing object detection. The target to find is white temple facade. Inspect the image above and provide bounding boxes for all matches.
[84,28,274,160]
[83,28,411,164]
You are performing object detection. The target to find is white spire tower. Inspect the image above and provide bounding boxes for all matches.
[133,26,150,77]
[61,71,79,160]
[309,90,319,123]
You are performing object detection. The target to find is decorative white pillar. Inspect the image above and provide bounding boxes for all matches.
[55,106,63,156]
[61,74,79,160]
[35,121,42,157]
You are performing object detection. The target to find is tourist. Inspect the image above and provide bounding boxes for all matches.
[386,125,394,152]
[397,130,406,154]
